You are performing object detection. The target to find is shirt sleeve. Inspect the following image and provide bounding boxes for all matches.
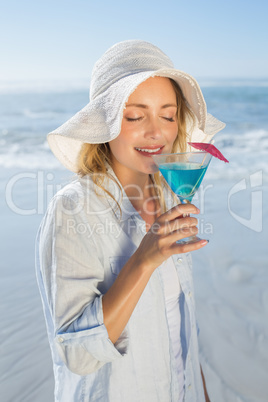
[37,193,128,375]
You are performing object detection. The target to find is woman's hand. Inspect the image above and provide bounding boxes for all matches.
[133,203,207,273]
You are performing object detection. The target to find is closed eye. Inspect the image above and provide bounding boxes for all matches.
[126,117,143,122]
[163,117,175,122]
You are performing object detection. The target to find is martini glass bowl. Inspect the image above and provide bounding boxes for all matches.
[152,151,212,244]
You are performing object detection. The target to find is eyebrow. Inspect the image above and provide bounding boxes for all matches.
[126,103,177,109]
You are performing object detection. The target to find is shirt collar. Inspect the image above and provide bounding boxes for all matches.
[104,167,140,222]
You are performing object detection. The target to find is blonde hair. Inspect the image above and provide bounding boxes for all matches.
[77,79,194,213]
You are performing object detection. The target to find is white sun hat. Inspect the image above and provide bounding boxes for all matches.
[47,39,225,172]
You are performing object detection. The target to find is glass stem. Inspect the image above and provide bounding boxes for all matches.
[179,198,200,244]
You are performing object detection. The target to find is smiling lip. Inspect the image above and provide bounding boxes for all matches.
[135,146,164,156]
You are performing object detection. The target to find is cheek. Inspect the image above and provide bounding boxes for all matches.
[111,127,139,151]
[109,135,132,160]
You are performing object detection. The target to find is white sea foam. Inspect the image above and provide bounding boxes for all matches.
[0,140,64,170]
[206,129,268,180]
[0,153,63,170]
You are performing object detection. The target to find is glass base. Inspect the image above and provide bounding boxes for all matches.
[177,235,202,245]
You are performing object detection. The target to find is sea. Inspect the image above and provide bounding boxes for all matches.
[1,78,268,182]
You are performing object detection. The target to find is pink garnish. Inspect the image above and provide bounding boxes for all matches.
[188,142,229,163]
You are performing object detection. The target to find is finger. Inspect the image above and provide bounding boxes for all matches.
[166,225,199,243]
[158,203,200,223]
[155,225,199,247]
[170,238,209,254]
[160,216,198,235]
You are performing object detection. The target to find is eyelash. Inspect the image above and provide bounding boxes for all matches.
[126,117,142,122]
[126,117,175,122]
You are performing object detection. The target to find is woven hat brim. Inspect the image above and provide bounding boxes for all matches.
[48,69,224,172]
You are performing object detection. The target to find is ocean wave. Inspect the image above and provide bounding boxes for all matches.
[215,128,268,152]
[0,150,64,170]
[206,131,268,183]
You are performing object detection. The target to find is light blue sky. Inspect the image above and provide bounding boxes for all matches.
[1,0,268,82]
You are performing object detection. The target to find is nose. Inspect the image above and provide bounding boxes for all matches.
[144,116,162,140]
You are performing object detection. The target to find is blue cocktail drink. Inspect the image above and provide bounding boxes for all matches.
[158,162,209,203]
[152,151,212,245]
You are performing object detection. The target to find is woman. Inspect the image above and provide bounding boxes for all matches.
[36,40,225,401]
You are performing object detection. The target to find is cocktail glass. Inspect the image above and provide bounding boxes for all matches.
[152,151,212,245]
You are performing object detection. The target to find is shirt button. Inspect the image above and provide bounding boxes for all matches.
[188,291,192,297]
[188,384,192,390]
[177,257,182,264]
[58,336,64,343]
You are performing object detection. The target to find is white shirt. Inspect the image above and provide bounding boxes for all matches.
[35,172,205,402]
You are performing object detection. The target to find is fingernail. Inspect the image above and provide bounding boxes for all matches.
[201,239,209,245]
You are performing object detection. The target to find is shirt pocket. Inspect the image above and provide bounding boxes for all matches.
[109,255,131,276]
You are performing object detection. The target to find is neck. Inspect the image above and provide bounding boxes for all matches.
[111,166,160,228]
[113,167,152,199]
